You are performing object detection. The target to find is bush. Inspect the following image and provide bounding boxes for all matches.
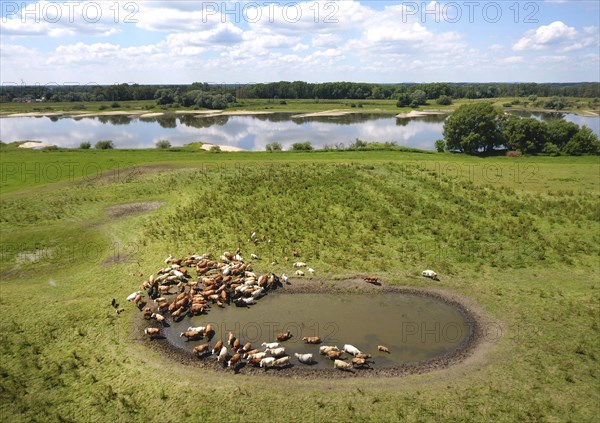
[279,100,287,105]
[98,105,108,111]
[111,102,120,108]
[349,139,368,149]
[265,142,282,152]
[544,96,567,110]
[155,139,171,149]
[562,126,600,155]
[79,141,91,149]
[435,139,446,152]
[542,143,561,156]
[209,145,221,153]
[95,140,115,150]
[396,94,411,108]
[436,95,452,106]
[291,142,313,151]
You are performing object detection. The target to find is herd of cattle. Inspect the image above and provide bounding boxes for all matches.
[119,248,440,372]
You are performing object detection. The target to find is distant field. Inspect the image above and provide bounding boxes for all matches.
[1,96,598,115]
[0,149,598,422]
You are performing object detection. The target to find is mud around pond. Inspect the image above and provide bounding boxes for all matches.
[139,280,485,378]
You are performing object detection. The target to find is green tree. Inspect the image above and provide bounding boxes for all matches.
[265,142,283,151]
[563,126,600,155]
[410,90,427,105]
[155,139,171,149]
[396,93,411,107]
[95,140,115,150]
[79,141,91,149]
[546,119,580,148]
[291,142,313,151]
[443,103,504,154]
[154,88,176,105]
[503,116,548,154]
[544,96,567,110]
[436,95,452,106]
[542,143,561,156]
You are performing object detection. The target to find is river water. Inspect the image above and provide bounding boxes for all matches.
[1,112,597,151]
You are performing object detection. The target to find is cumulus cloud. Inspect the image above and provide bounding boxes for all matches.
[513,21,597,52]
[0,1,122,37]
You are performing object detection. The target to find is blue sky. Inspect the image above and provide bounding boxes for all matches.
[1,1,599,84]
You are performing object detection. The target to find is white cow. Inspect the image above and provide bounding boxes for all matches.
[422,270,440,281]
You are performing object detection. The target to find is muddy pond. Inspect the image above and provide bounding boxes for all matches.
[164,292,472,369]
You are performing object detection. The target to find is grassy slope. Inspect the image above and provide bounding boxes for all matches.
[0,150,598,422]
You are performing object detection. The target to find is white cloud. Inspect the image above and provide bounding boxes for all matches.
[513,21,597,52]
[536,55,569,63]
[312,34,342,48]
[0,1,122,37]
[166,23,243,48]
[500,56,524,65]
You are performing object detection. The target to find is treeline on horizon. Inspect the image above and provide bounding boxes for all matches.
[2,81,599,104]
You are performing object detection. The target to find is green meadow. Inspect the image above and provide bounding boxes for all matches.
[0,148,598,422]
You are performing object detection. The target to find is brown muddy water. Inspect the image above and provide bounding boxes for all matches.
[163,292,471,369]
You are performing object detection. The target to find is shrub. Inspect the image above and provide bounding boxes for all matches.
[562,126,600,155]
[544,96,567,110]
[435,139,446,152]
[111,102,120,108]
[436,95,452,106]
[79,141,91,149]
[95,140,115,150]
[209,145,221,153]
[396,94,411,107]
[349,139,368,149]
[291,142,313,151]
[155,139,171,149]
[98,105,108,111]
[542,143,561,156]
[265,142,282,152]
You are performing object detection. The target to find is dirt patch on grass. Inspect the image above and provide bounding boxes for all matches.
[135,279,498,379]
[78,164,175,187]
[107,201,163,218]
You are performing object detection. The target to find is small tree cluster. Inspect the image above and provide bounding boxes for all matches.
[155,139,171,149]
[443,103,599,155]
[95,140,115,150]
[265,142,282,152]
[290,142,313,151]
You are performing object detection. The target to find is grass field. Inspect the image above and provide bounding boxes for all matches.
[1,149,599,422]
[1,96,598,115]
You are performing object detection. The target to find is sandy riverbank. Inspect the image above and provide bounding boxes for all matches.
[396,110,450,118]
[200,143,247,152]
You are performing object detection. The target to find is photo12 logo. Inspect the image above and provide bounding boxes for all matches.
[399,1,540,24]
[1,1,139,24]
